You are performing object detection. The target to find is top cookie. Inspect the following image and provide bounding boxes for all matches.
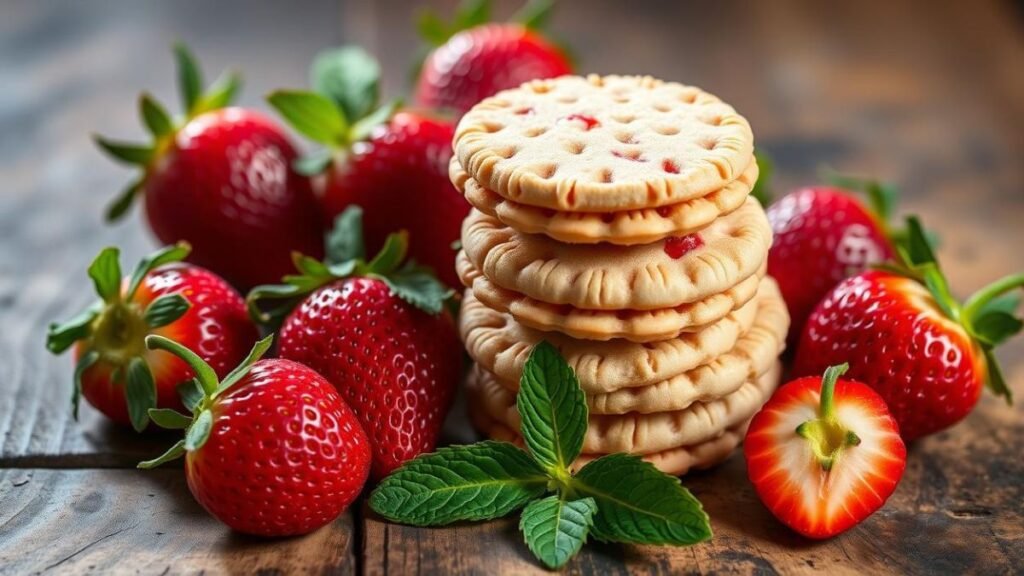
[454,74,754,212]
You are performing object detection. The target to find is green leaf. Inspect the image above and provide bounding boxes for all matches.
[821,170,898,222]
[148,408,193,430]
[126,242,191,300]
[982,346,1013,404]
[139,93,174,137]
[185,409,213,451]
[976,292,1021,317]
[215,335,274,396]
[325,206,366,265]
[349,99,399,142]
[920,264,958,320]
[380,263,452,316]
[88,247,122,304]
[520,495,595,569]
[143,294,191,328]
[192,72,241,116]
[366,231,409,275]
[370,441,548,526]
[146,335,218,395]
[104,177,143,223]
[267,90,348,146]
[517,341,587,475]
[177,378,204,413]
[311,47,381,123]
[138,439,186,469]
[294,149,334,176]
[513,0,554,30]
[173,42,203,113]
[750,151,773,206]
[455,0,491,30]
[125,357,157,432]
[417,10,450,45]
[46,302,101,354]
[972,310,1024,346]
[94,135,154,166]
[904,216,938,268]
[573,453,712,546]
[71,350,100,420]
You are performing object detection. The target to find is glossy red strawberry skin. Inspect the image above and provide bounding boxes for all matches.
[74,263,258,427]
[415,24,572,115]
[144,108,324,289]
[186,359,371,536]
[767,187,895,344]
[277,277,461,478]
[793,271,987,440]
[745,375,906,539]
[320,112,467,288]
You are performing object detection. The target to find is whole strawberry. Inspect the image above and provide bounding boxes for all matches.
[95,44,323,289]
[767,178,898,344]
[794,217,1023,440]
[249,207,461,478]
[46,243,258,431]
[140,335,371,537]
[414,0,572,115]
[745,364,906,539]
[268,48,467,288]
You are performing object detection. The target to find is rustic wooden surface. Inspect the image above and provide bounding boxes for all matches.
[2,0,1023,574]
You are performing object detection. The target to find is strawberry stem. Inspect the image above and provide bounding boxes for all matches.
[961,273,1024,326]
[796,363,861,471]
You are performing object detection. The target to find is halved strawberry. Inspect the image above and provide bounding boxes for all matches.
[744,364,907,539]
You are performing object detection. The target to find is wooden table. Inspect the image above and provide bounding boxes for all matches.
[2,1,1022,574]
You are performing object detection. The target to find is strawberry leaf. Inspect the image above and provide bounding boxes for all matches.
[146,335,218,395]
[325,206,366,264]
[173,42,204,113]
[380,263,453,316]
[138,439,186,469]
[72,350,99,419]
[126,242,191,301]
[267,90,348,146]
[177,378,204,413]
[821,169,899,223]
[215,335,274,396]
[513,0,554,30]
[572,453,712,546]
[982,347,1013,404]
[143,294,191,328]
[517,341,587,475]
[972,310,1024,347]
[88,247,122,304]
[125,357,157,432]
[139,93,174,137]
[185,409,213,451]
[520,495,595,569]
[294,149,334,177]
[93,136,154,166]
[369,441,548,525]
[311,46,381,124]
[366,231,409,275]
[148,408,193,430]
[455,0,491,30]
[192,72,242,117]
[417,10,451,45]
[46,302,102,354]
[349,99,399,143]
[104,177,143,223]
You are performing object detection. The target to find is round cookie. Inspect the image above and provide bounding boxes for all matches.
[455,74,755,212]
[450,155,758,245]
[467,361,781,455]
[461,197,772,311]
[465,280,788,414]
[461,278,782,393]
[458,254,765,342]
[469,409,750,476]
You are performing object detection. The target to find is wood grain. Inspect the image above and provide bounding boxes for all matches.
[1,0,1023,574]
[0,468,356,575]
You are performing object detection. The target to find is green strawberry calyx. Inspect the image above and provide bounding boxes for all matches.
[94,43,242,222]
[369,341,712,570]
[266,46,401,177]
[246,205,453,327]
[138,334,274,469]
[886,216,1023,404]
[796,363,862,472]
[45,242,193,431]
[417,0,554,48]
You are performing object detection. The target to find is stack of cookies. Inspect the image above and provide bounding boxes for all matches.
[451,75,789,475]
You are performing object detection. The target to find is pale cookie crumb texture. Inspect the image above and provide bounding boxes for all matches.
[455,74,755,211]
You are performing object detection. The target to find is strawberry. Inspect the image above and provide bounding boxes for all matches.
[139,335,371,537]
[745,364,907,539]
[794,217,1023,440]
[46,243,258,431]
[95,44,324,289]
[268,48,467,288]
[766,176,900,345]
[248,207,461,478]
[413,0,573,115]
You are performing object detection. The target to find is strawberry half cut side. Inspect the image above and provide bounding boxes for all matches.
[745,364,907,539]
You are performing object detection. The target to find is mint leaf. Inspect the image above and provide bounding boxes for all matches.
[311,46,381,123]
[266,90,348,146]
[520,495,596,569]
[517,341,587,475]
[573,453,711,546]
[370,441,548,526]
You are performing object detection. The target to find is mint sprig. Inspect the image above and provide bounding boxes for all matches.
[370,342,712,570]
